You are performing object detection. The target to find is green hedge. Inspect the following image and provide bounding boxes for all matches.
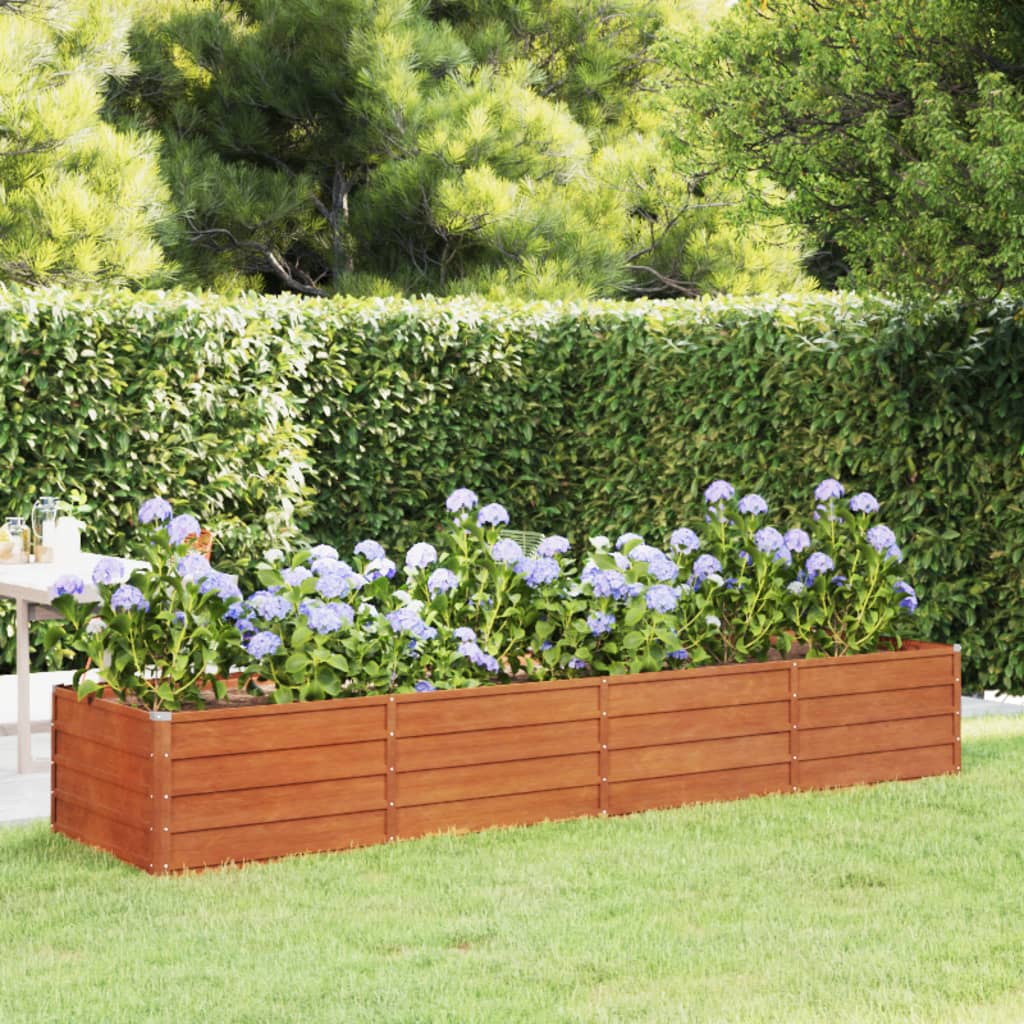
[1,287,1022,690]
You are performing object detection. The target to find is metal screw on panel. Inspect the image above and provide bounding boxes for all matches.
[389,802,394,807]
[389,766,394,772]
[389,731,394,737]
[792,755,797,760]
[601,777,607,783]
[163,827,169,832]
[601,744,608,750]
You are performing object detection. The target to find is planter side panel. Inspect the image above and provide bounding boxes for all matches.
[51,688,155,870]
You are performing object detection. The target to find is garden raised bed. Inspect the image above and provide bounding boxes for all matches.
[51,640,961,873]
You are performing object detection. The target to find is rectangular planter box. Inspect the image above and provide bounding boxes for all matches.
[51,640,961,874]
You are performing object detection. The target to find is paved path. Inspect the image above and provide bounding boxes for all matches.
[2,675,1023,827]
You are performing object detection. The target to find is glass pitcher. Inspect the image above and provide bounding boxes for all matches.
[31,496,59,563]
[0,516,28,564]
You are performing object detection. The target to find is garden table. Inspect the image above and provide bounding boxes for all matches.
[0,554,147,773]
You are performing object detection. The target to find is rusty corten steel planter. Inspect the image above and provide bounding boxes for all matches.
[51,640,961,873]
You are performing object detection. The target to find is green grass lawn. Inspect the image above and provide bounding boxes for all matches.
[2,717,1023,1024]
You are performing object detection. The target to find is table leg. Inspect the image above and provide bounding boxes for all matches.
[16,598,48,774]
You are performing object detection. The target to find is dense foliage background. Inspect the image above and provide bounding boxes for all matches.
[2,287,1021,690]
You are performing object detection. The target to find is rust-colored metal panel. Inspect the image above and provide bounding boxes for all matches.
[800,684,955,730]
[172,775,387,832]
[396,685,599,737]
[609,701,790,750]
[52,731,151,793]
[396,785,600,839]
[53,798,150,870]
[800,744,956,790]
[609,670,790,717]
[396,752,599,807]
[799,714,956,761]
[799,652,955,699]
[609,732,790,782]
[609,764,791,815]
[52,766,151,828]
[397,720,600,772]
[170,809,388,870]
[172,704,386,758]
[172,740,386,795]
[51,691,152,757]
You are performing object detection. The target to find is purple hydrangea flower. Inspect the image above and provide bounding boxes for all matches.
[831,574,848,588]
[477,503,509,528]
[248,591,292,621]
[645,584,680,614]
[647,555,679,582]
[311,556,352,577]
[245,630,281,659]
[427,568,459,596]
[387,607,437,641]
[282,565,313,587]
[887,544,903,563]
[454,626,478,643]
[365,557,397,581]
[305,602,354,634]
[457,641,500,673]
[92,557,127,587]
[536,535,571,558]
[704,480,735,504]
[567,658,589,671]
[814,478,845,502]
[223,603,246,622]
[784,528,811,553]
[167,514,202,547]
[668,649,690,661]
[849,492,880,514]
[628,544,663,564]
[692,554,723,580]
[199,571,242,602]
[405,543,438,571]
[446,488,479,513]
[616,532,644,551]
[669,527,701,554]
[51,575,84,598]
[138,497,173,524]
[235,617,255,635]
[173,611,186,626]
[587,611,616,636]
[515,557,561,588]
[866,525,898,553]
[894,580,918,612]
[588,568,628,600]
[176,552,212,582]
[316,571,355,600]
[738,493,768,516]
[354,539,386,561]
[754,527,785,553]
[110,584,149,613]
[309,544,339,561]
[490,538,523,565]
[805,552,835,578]
[414,679,436,692]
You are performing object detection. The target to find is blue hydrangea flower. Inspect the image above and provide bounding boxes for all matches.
[849,492,880,514]
[305,602,355,634]
[814,478,845,502]
[282,565,313,587]
[831,574,848,588]
[173,611,186,626]
[245,630,281,659]
[235,617,256,635]
[477,503,510,528]
[669,527,701,554]
[92,557,127,587]
[446,488,479,513]
[704,480,735,504]
[783,528,811,553]
[138,497,173,524]
[588,568,628,600]
[199,571,242,602]
[805,552,835,578]
[628,543,662,564]
[387,607,437,641]
[110,584,150,613]
[167,514,202,547]
[647,555,679,582]
[457,640,500,673]
[787,581,807,595]
[514,556,561,588]
[645,584,680,614]
[668,649,690,661]
[887,544,903,563]
[357,601,377,618]
[615,532,644,551]
[866,525,898,554]
[311,556,352,577]
[365,557,397,581]
[414,679,436,692]
[309,544,339,561]
[354,539,387,561]
[490,538,523,565]
[692,554,722,580]
[567,658,589,671]
[51,575,84,598]
[536,535,570,558]
[176,552,212,582]
[248,591,292,621]
[427,568,459,596]
[223,602,246,622]
[738,493,768,516]
[316,571,356,600]
[894,580,918,612]
[754,527,785,553]
[587,611,616,636]
[454,626,478,643]
[405,542,438,571]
